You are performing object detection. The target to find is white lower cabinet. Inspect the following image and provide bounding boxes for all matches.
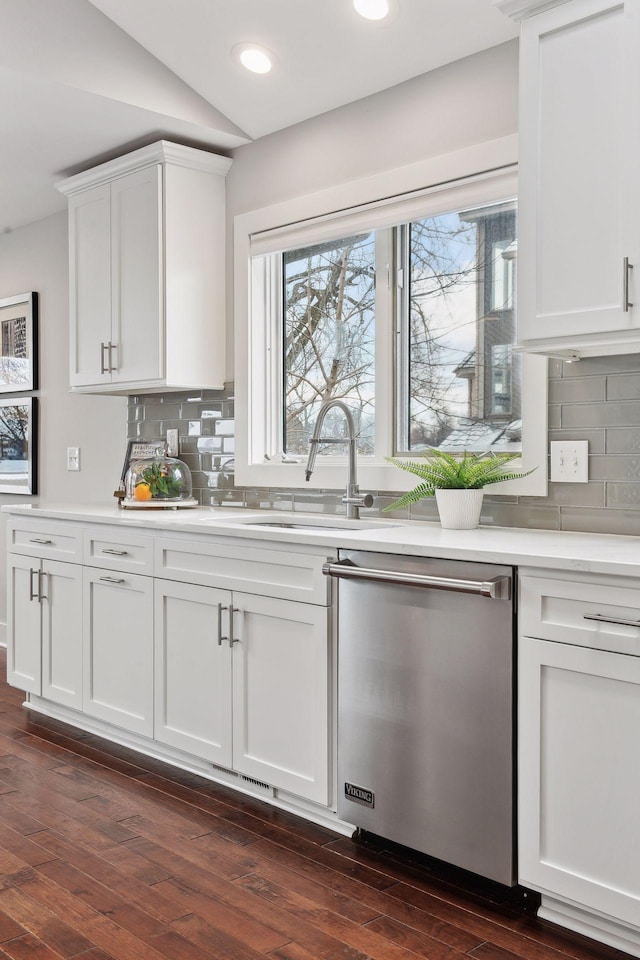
[231,593,329,804]
[154,581,330,804]
[83,567,154,737]
[519,568,640,954]
[154,579,233,766]
[519,636,640,931]
[6,518,332,812]
[8,553,83,708]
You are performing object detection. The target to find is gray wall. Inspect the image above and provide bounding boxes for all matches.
[224,40,519,377]
[0,211,126,636]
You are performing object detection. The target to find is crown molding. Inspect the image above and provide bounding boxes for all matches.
[56,140,232,196]
[493,0,572,20]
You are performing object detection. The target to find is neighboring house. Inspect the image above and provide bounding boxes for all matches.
[440,201,519,451]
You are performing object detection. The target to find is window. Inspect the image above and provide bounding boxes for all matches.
[235,145,547,497]
[399,200,519,453]
[283,233,376,457]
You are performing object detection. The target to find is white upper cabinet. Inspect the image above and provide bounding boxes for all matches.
[58,141,232,393]
[498,0,640,355]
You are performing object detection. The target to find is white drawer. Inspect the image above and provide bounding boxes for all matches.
[83,527,154,576]
[520,571,640,656]
[8,519,82,562]
[155,536,330,605]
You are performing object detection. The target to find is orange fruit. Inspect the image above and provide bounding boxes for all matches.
[133,482,152,501]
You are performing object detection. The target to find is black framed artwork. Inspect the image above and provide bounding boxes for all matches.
[0,292,37,393]
[0,396,37,495]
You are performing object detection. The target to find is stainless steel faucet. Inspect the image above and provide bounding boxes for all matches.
[304,399,374,520]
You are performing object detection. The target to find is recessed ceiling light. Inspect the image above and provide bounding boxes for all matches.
[233,43,273,74]
[353,0,390,20]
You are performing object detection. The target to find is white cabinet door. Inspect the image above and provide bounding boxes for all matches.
[232,593,329,804]
[518,0,640,346]
[7,554,42,695]
[154,579,233,765]
[41,560,83,710]
[110,165,163,385]
[519,635,640,926]
[68,184,111,387]
[59,142,230,394]
[83,568,154,737]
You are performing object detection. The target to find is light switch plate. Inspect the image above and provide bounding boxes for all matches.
[66,447,80,471]
[550,440,589,483]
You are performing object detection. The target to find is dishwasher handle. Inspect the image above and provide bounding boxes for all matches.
[322,559,511,600]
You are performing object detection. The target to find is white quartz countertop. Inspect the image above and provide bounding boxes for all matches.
[3,502,640,577]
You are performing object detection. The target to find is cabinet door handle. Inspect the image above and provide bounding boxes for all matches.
[100,342,109,374]
[229,607,240,646]
[217,603,229,646]
[584,612,640,628]
[624,257,633,312]
[101,548,129,557]
[29,538,52,545]
[38,570,48,601]
[99,575,126,585]
[108,342,117,372]
[29,568,39,601]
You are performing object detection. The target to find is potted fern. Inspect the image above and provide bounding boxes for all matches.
[384,449,535,529]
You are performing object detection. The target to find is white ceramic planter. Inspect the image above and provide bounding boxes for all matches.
[435,488,484,529]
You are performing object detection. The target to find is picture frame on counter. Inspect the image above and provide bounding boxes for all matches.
[119,438,167,488]
[0,396,37,495]
[0,292,38,393]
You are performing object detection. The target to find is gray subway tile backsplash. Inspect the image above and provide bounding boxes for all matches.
[588,456,640,481]
[127,354,640,536]
[562,400,640,429]
[548,376,606,404]
[606,427,640,454]
[606,373,640,401]
[606,482,640,508]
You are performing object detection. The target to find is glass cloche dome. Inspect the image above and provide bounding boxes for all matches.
[123,456,197,508]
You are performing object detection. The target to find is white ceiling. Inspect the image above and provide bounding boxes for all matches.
[0,0,517,233]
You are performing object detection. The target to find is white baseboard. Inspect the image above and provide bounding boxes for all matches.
[539,895,640,958]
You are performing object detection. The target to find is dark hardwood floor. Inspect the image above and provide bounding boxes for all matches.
[0,648,628,960]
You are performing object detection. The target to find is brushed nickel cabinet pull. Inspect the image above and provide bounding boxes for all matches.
[108,341,117,372]
[100,342,109,374]
[29,538,52,545]
[99,575,126,585]
[217,603,229,646]
[624,257,633,312]
[101,548,128,556]
[584,612,640,628]
[38,570,48,601]
[229,607,240,646]
[29,568,39,601]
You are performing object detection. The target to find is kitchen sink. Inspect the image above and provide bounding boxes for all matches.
[239,519,393,531]
[196,513,398,532]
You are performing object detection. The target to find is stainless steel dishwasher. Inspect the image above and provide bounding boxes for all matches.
[325,550,516,886]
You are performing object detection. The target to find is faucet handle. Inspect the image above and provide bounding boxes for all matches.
[342,491,374,509]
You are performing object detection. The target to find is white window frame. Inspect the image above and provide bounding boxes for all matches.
[234,135,548,496]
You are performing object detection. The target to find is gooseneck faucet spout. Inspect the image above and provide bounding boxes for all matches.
[304,399,374,520]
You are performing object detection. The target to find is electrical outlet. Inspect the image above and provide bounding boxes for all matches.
[166,428,179,457]
[66,447,80,471]
[550,440,588,483]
